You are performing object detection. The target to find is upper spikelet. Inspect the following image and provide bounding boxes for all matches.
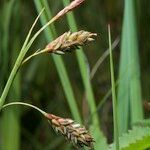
[45,30,97,54]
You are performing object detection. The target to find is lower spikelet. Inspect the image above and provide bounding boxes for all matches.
[45,30,97,55]
[45,113,94,149]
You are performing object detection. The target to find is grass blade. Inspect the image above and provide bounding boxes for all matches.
[1,1,21,150]
[0,0,14,83]
[34,0,82,123]
[62,0,108,149]
[117,0,143,135]
[108,25,119,150]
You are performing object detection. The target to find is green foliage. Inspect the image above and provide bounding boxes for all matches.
[0,0,21,150]
[108,26,119,150]
[133,119,150,127]
[117,0,143,135]
[62,0,108,149]
[0,0,14,82]
[110,127,150,150]
[1,108,20,150]
[0,0,149,149]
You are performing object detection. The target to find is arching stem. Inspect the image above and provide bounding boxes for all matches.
[22,48,48,65]
[2,102,47,117]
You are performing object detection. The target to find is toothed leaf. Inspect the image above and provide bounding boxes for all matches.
[109,127,150,150]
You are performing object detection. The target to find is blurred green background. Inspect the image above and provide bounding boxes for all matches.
[0,0,149,150]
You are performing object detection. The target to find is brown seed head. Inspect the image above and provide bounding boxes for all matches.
[45,113,94,149]
[45,30,97,54]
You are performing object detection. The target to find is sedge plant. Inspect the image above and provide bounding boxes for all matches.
[0,0,98,149]
[1,0,148,150]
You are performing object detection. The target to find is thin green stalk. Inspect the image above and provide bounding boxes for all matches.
[0,1,78,110]
[108,25,119,150]
[96,55,141,113]
[62,0,108,149]
[34,0,82,123]
[22,48,47,65]
[2,102,47,116]
[90,37,120,79]
[0,10,44,110]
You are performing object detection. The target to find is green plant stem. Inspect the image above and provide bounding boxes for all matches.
[2,102,47,116]
[22,48,48,65]
[108,25,119,150]
[62,0,108,149]
[0,10,44,110]
[0,52,26,110]
[0,3,71,109]
[90,37,120,79]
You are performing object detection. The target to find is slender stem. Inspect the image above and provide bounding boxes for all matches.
[21,8,45,55]
[22,48,48,65]
[0,7,64,110]
[2,102,47,116]
[23,10,63,56]
[108,25,119,150]
[0,10,44,110]
[62,1,108,149]
[90,37,120,79]
[0,8,58,109]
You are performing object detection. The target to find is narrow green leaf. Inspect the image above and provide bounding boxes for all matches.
[108,25,119,150]
[1,0,15,81]
[117,0,143,135]
[61,0,108,149]
[0,5,44,110]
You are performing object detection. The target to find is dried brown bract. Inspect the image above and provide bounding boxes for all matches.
[54,0,85,21]
[45,30,97,54]
[45,113,94,149]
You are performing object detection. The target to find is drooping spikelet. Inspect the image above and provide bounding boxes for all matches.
[45,30,97,55]
[45,113,94,149]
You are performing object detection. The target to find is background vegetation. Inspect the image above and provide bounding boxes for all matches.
[0,0,149,150]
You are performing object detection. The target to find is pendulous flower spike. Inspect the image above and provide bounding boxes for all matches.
[45,113,95,149]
